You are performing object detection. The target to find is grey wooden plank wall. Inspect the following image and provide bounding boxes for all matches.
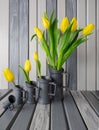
[8,0,99,90]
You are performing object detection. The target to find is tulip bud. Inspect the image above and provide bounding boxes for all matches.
[34,27,43,40]
[42,17,50,29]
[3,68,15,82]
[34,52,39,61]
[82,24,95,36]
[60,17,69,33]
[71,17,78,32]
[24,60,31,72]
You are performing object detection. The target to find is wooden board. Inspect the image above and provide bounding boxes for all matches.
[11,104,35,130]
[87,0,96,90]
[63,91,87,130]
[71,91,99,130]
[77,0,86,90]
[92,91,99,100]
[66,0,77,90]
[0,104,23,130]
[9,0,19,86]
[19,0,29,87]
[0,89,13,101]
[51,101,68,130]
[82,91,99,116]
[30,104,50,130]
[29,0,37,81]
[0,0,9,89]
[97,0,99,90]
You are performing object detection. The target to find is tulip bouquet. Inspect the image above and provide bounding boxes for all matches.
[31,12,95,71]
[19,60,31,84]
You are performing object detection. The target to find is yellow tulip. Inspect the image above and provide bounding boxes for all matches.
[82,24,95,36]
[71,17,78,32]
[3,68,14,82]
[34,27,43,40]
[42,17,50,29]
[60,17,69,33]
[24,60,31,72]
[34,52,39,61]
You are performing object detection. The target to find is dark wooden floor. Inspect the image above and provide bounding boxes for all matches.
[0,89,99,130]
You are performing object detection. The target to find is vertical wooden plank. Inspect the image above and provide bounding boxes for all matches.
[57,0,66,87]
[87,0,96,90]
[30,104,50,130]
[66,0,77,90]
[29,0,37,81]
[97,0,99,90]
[9,0,19,86]
[38,0,46,76]
[77,0,86,90]
[0,0,9,89]
[46,0,57,17]
[19,0,29,87]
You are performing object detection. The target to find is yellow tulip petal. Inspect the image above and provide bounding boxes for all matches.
[60,17,69,33]
[34,27,43,40]
[34,52,39,61]
[82,24,95,36]
[24,60,31,72]
[42,17,50,29]
[71,17,78,32]
[3,68,14,82]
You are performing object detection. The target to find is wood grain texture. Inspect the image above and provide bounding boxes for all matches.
[29,0,37,81]
[0,89,13,101]
[19,0,29,87]
[77,0,86,90]
[0,104,23,130]
[0,0,9,89]
[38,0,46,76]
[92,91,99,100]
[51,101,68,130]
[71,91,99,130]
[82,91,99,116]
[9,0,19,86]
[66,0,77,90]
[63,91,87,130]
[11,104,35,130]
[97,0,99,90]
[30,104,50,130]
[87,0,96,90]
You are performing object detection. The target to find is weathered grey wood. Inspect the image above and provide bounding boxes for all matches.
[11,104,35,130]
[92,91,99,100]
[0,89,13,116]
[46,0,57,18]
[9,0,19,86]
[30,104,50,130]
[66,0,77,90]
[0,89,13,101]
[82,91,99,116]
[51,101,68,130]
[63,91,87,130]
[71,91,99,130]
[0,104,23,130]
[19,0,29,87]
